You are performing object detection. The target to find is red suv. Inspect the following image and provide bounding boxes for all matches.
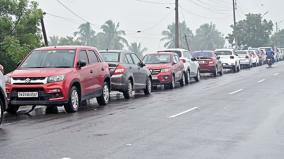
[5,46,111,114]
[143,52,185,89]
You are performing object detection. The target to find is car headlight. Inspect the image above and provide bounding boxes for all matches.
[161,68,171,72]
[5,75,11,84]
[47,75,65,83]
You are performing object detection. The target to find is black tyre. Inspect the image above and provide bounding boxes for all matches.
[168,75,175,89]
[0,99,4,124]
[144,77,152,95]
[213,67,218,77]
[179,73,186,87]
[6,105,19,115]
[219,67,224,76]
[97,82,110,105]
[185,70,190,84]
[123,80,134,99]
[64,86,80,113]
[194,69,201,82]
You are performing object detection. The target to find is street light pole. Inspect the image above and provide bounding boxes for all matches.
[232,0,238,48]
[41,12,48,46]
[175,0,179,48]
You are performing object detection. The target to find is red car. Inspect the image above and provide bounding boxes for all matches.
[5,46,111,114]
[143,52,185,89]
[192,51,223,77]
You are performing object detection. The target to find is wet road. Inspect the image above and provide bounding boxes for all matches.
[1,62,284,159]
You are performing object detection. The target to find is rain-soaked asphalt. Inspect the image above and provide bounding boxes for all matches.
[1,62,284,159]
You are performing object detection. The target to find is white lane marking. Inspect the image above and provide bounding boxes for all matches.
[273,73,280,76]
[229,89,243,95]
[62,158,71,159]
[168,107,199,118]
[257,79,266,83]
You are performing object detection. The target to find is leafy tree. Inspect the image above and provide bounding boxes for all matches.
[271,29,284,47]
[227,13,273,48]
[49,35,59,46]
[192,23,225,51]
[74,22,96,46]
[96,20,128,50]
[58,36,81,45]
[127,42,147,58]
[161,21,193,49]
[0,0,43,73]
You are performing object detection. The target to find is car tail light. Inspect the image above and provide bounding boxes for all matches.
[208,59,215,65]
[113,64,126,75]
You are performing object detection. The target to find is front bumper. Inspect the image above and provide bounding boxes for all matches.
[6,82,68,106]
[151,72,173,86]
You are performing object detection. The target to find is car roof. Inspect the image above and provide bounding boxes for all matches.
[159,48,188,52]
[193,50,214,53]
[34,45,98,51]
[215,48,234,52]
[146,52,176,55]
[99,50,132,54]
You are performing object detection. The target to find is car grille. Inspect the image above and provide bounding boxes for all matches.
[151,69,161,75]
[12,77,46,85]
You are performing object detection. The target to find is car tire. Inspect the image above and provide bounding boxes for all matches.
[123,80,134,99]
[194,69,201,82]
[144,77,152,95]
[213,67,218,77]
[219,67,224,76]
[168,75,175,89]
[97,82,110,105]
[0,99,4,125]
[64,86,80,113]
[6,105,19,115]
[180,72,186,87]
[185,70,190,85]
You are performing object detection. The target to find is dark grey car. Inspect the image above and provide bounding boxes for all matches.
[100,50,152,99]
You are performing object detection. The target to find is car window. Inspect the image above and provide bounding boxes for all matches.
[126,54,134,64]
[215,51,232,56]
[79,50,89,64]
[131,54,141,65]
[88,50,99,64]
[101,52,120,62]
[173,55,179,63]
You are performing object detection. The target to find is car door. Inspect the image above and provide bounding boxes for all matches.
[130,53,147,89]
[78,50,92,96]
[173,55,183,81]
[125,54,139,88]
[186,52,198,77]
[87,50,102,94]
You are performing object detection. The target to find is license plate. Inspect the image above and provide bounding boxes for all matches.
[198,61,205,64]
[18,92,39,98]
[152,76,158,80]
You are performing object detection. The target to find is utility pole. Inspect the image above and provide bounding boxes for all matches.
[175,0,179,48]
[184,34,190,51]
[41,12,48,46]
[233,0,238,48]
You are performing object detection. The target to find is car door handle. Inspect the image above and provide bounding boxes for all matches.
[90,70,93,74]
[101,68,104,71]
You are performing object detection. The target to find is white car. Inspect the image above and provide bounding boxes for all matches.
[248,50,259,67]
[237,50,252,68]
[215,49,241,72]
[0,64,7,125]
[158,48,200,83]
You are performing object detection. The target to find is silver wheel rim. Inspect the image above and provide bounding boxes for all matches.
[128,82,133,97]
[71,90,79,110]
[148,78,152,93]
[183,73,186,85]
[197,70,200,80]
[172,76,175,88]
[0,102,2,120]
[187,71,190,82]
[103,84,110,102]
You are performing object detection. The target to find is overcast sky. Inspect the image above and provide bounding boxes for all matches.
[36,0,284,51]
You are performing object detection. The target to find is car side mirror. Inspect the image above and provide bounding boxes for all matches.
[77,60,87,68]
[191,57,197,61]
[172,61,177,65]
[138,61,145,67]
[217,56,220,60]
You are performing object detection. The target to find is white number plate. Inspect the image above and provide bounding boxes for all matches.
[18,92,39,98]
[152,76,158,80]
[198,61,205,64]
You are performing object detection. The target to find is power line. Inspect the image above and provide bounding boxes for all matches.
[135,0,174,5]
[186,0,231,14]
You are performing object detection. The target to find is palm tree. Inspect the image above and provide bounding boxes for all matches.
[49,36,59,46]
[97,20,128,50]
[128,42,147,58]
[74,22,96,46]
[161,21,193,49]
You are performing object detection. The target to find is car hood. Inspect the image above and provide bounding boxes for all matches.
[145,64,172,69]
[9,68,74,77]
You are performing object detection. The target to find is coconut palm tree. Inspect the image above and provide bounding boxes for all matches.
[161,21,193,49]
[96,20,128,50]
[74,22,96,46]
[128,42,147,58]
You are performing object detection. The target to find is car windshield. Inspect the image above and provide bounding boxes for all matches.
[192,51,213,58]
[237,51,248,54]
[143,54,171,64]
[161,50,182,57]
[100,52,120,62]
[215,51,232,56]
[20,50,75,68]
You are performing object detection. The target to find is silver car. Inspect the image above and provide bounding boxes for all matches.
[0,64,7,125]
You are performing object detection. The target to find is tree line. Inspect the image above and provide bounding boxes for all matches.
[0,0,282,73]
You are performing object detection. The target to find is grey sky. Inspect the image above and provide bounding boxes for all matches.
[37,0,284,51]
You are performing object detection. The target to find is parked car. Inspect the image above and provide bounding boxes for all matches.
[143,52,185,89]
[277,48,284,60]
[214,49,241,72]
[237,50,252,68]
[248,50,259,67]
[5,46,111,114]
[259,47,275,62]
[158,48,200,84]
[0,64,7,124]
[192,50,223,77]
[100,50,152,99]
[249,48,265,65]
